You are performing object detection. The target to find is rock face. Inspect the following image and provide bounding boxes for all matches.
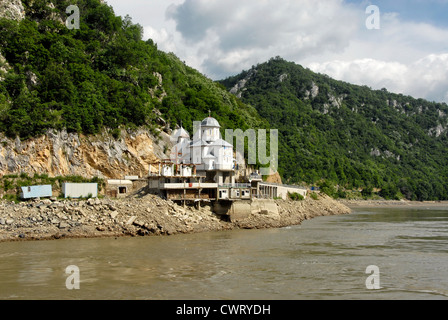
[0,0,25,21]
[229,70,257,99]
[0,54,11,81]
[265,171,282,184]
[0,128,171,179]
[304,82,319,100]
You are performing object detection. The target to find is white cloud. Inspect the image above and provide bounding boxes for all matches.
[309,58,407,89]
[308,54,448,102]
[105,0,448,103]
[166,0,361,79]
[144,25,177,53]
[306,10,448,103]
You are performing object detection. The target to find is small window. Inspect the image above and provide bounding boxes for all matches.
[119,187,127,194]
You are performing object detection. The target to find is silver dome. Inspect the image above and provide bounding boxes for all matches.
[201,117,221,128]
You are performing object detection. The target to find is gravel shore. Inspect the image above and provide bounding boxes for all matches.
[0,193,351,242]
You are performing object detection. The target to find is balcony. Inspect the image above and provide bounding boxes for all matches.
[161,182,218,190]
[218,183,251,189]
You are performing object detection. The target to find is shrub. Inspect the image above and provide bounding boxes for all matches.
[19,172,29,179]
[318,180,337,198]
[3,179,13,192]
[361,185,374,198]
[111,128,121,140]
[3,194,19,203]
[288,192,304,201]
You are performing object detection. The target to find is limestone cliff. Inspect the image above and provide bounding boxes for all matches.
[0,1,169,178]
[0,0,25,21]
[0,128,171,179]
[265,171,283,184]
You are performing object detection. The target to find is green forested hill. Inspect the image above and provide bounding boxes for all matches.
[2,1,448,201]
[0,0,266,140]
[220,57,448,201]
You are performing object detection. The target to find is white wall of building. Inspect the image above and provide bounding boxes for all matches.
[63,183,98,199]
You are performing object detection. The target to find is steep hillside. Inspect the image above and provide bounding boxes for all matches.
[2,0,447,201]
[0,0,267,178]
[220,57,448,201]
[0,0,267,137]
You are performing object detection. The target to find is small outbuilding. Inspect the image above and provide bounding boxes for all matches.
[62,183,98,199]
[106,180,133,198]
[20,185,52,200]
[125,176,140,181]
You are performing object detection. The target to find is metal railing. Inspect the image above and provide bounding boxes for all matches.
[218,183,251,189]
[258,182,307,190]
[162,183,218,189]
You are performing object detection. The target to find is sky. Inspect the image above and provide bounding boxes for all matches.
[103,0,448,103]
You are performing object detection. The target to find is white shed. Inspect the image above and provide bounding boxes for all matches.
[62,183,98,199]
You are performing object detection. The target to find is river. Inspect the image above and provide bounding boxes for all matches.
[0,206,447,300]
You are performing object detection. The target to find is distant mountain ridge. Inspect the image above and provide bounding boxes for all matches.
[220,57,448,201]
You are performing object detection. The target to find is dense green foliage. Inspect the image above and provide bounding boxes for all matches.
[0,0,266,140]
[287,192,304,201]
[221,57,448,201]
[2,1,448,201]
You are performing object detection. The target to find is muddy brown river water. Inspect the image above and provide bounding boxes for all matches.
[1,206,447,300]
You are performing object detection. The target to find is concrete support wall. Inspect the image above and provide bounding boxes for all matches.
[214,199,279,222]
[214,201,233,216]
[230,201,252,222]
[250,199,279,216]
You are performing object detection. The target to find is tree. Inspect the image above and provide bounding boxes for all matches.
[361,184,374,198]
[379,183,400,200]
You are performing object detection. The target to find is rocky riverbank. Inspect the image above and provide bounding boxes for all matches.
[0,193,351,242]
